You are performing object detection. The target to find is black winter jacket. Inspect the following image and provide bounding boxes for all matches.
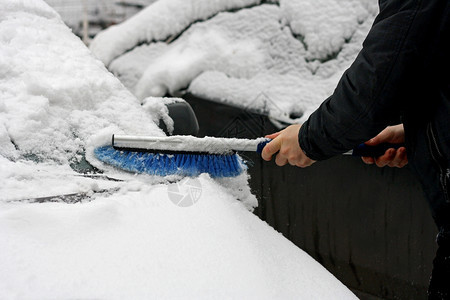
[298,0,450,227]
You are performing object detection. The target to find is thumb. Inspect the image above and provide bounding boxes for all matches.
[265,131,281,139]
[365,137,381,146]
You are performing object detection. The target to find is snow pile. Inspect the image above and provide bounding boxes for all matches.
[90,0,264,66]
[133,27,266,100]
[92,0,378,124]
[281,0,377,61]
[0,1,357,298]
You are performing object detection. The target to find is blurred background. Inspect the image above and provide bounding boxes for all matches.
[45,0,157,44]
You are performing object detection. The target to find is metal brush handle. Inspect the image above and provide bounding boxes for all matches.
[113,135,270,154]
[113,135,403,157]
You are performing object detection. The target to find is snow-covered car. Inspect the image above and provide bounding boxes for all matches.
[90,0,378,125]
[0,1,357,298]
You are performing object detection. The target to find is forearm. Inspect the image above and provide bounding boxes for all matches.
[299,0,427,160]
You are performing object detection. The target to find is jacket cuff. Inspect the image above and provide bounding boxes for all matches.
[298,121,331,161]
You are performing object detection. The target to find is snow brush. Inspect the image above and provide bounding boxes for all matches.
[94,134,404,178]
[94,135,270,178]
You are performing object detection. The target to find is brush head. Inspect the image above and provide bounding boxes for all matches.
[94,146,246,177]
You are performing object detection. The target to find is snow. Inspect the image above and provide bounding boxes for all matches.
[0,0,357,298]
[44,0,158,39]
[133,25,267,100]
[0,0,162,164]
[0,175,354,299]
[142,97,177,134]
[93,0,378,124]
[281,0,377,61]
[112,134,268,154]
[90,0,264,66]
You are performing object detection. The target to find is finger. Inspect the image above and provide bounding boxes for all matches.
[387,148,403,168]
[375,148,396,167]
[397,149,408,167]
[361,156,375,164]
[398,147,408,167]
[296,158,314,168]
[261,138,282,161]
[288,157,298,166]
[388,147,408,168]
[265,132,281,139]
[275,154,288,166]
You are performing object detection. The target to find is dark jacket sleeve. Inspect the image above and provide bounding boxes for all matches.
[298,0,439,161]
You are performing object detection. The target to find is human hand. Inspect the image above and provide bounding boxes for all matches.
[261,124,316,168]
[361,124,408,168]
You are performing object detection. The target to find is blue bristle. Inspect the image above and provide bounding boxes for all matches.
[94,146,245,177]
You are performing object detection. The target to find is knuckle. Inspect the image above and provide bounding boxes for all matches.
[297,159,308,168]
[264,144,273,153]
[276,161,286,167]
[288,155,299,162]
[275,156,285,166]
[279,148,290,156]
[375,161,385,167]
